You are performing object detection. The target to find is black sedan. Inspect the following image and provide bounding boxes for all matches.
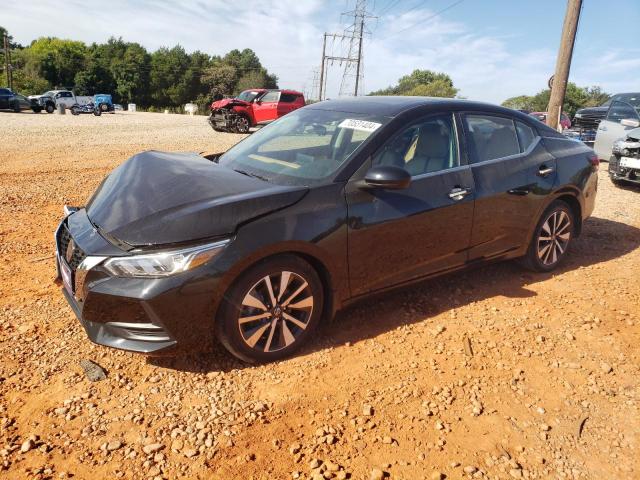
[55,97,598,363]
[0,87,35,112]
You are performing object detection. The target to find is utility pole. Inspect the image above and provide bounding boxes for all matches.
[319,34,327,101]
[354,19,365,96]
[3,33,11,89]
[547,0,582,131]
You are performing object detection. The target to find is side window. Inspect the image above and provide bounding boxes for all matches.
[372,114,459,176]
[0,88,11,95]
[280,93,297,103]
[464,114,520,163]
[515,121,536,152]
[261,91,280,103]
[63,92,73,98]
[606,101,640,123]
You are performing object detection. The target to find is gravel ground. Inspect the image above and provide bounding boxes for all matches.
[0,111,639,480]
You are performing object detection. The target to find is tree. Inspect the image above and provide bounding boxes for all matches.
[112,43,151,104]
[201,63,237,99]
[27,37,87,87]
[149,46,191,107]
[370,69,458,97]
[501,82,608,118]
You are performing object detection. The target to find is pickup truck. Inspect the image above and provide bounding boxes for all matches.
[208,89,305,133]
[29,90,113,113]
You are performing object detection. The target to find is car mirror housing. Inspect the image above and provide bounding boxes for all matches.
[621,118,640,128]
[362,165,411,190]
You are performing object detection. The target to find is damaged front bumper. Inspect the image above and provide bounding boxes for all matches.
[610,139,640,184]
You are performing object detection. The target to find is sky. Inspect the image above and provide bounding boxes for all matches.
[3,0,639,103]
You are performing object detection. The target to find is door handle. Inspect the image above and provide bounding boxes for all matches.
[537,165,555,177]
[448,187,471,201]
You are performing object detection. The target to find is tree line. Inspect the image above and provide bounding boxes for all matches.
[1,26,277,111]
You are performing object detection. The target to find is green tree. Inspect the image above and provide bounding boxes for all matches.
[149,46,191,107]
[27,37,87,87]
[371,69,458,97]
[112,43,151,104]
[502,82,605,118]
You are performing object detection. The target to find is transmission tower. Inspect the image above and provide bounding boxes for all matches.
[339,0,375,97]
[318,0,376,100]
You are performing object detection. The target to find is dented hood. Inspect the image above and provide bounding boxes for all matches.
[86,151,307,246]
[211,98,250,110]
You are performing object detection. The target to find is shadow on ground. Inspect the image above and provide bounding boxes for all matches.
[149,216,640,373]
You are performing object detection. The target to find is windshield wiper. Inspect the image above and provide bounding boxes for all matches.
[233,169,270,182]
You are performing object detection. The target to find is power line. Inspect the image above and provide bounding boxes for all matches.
[381,0,466,39]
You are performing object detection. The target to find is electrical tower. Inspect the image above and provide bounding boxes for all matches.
[318,0,376,100]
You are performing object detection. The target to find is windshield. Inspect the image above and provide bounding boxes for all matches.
[236,90,261,102]
[219,108,389,186]
[612,93,640,110]
[44,91,55,97]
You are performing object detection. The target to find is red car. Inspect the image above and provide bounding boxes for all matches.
[208,89,305,133]
[530,111,571,130]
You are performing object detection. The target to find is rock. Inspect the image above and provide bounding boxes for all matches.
[431,473,444,480]
[142,443,163,455]
[464,465,477,474]
[370,468,385,480]
[382,436,393,444]
[600,362,613,374]
[183,449,198,458]
[509,468,523,478]
[309,459,321,469]
[171,439,183,452]
[107,440,122,451]
[79,359,107,382]
[20,439,34,453]
[363,404,374,416]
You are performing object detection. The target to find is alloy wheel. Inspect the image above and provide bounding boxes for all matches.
[238,271,313,353]
[236,117,250,133]
[537,210,572,266]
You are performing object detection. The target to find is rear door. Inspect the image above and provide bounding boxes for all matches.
[462,113,556,261]
[594,101,640,160]
[277,93,301,118]
[253,91,280,124]
[346,113,475,296]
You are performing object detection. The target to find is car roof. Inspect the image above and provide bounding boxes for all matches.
[307,96,529,117]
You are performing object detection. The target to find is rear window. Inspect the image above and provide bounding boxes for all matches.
[280,93,299,103]
[464,115,520,163]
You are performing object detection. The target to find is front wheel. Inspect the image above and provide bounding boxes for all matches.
[235,115,251,134]
[216,255,324,363]
[93,108,101,116]
[32,107,42,113]
[45,103,55,114]
[521,200,575,272]
[12,102,21,113]
[71,107,79,115]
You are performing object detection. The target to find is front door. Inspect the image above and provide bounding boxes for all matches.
[253,91,280,124]
[346,113,475,296]
[462,113,556,260]
[594,101,640,161]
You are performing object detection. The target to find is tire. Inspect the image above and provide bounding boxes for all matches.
[99,103,108,112]
[235,115,251,134]
[521,200,575,272]
[12,102,20,113]
[45,103,55,114]
[610,177,624,187]
[93,108,101,116]
[71,107,79,115]
[32,107,42,113]
[216,255,324,363]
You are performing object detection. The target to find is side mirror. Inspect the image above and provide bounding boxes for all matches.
[621,118,640,128]
[362,165,411,190]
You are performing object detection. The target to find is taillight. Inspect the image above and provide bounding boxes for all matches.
[588,153,600,168]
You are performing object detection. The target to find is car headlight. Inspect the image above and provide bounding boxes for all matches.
[103,239,229,278]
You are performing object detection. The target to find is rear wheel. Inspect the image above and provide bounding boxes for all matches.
[45,103,55,114]
[521,200,575,272]
[99,103,108,112]
[12,102,20,113]
[71,106,79,115]
[216,255,324,363]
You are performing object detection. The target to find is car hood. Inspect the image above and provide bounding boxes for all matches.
[625,127,640,141]
[575,106,608,116]
[28,94,52,99]
[86,150,308,247]
[211,98,250,110]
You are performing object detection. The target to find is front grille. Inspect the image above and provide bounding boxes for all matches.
[57,224,87,271]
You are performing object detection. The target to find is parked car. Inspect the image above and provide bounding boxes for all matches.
[530,111,571,130]
[94,94,114,113]
[208,89,305,133]
[608,127,640,186]
[0,87,35,112]
[594,100,640,161]
[55,97,598,362]
[574,92,640,130]
[29,89,94,113]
